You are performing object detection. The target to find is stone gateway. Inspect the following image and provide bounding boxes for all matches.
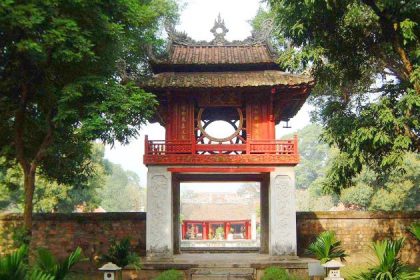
[141,16,314,259]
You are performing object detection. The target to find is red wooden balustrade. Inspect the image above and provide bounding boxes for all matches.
[144,136,298,156]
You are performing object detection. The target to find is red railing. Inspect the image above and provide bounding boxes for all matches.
[145,135,298,156]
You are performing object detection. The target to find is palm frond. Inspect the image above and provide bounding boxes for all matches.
[27,269,55,280]
[34,247,58,277]
[408,223,420,240]
[0,245,28,280]
[55,247,87,280]
[306,231,347,263]
[353,238,412,280]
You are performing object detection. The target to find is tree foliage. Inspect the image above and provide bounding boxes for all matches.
[100,163,146,212]
[0,144,108,213]
[264,0,419,193]
[0,0,178,232]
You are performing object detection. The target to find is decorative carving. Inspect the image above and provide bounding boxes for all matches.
[163,15,274,47]
[147,174,172,256]
[210,14,229,45]
[144,154,299,165]
[270,175,296,256]
[197,107,244,143]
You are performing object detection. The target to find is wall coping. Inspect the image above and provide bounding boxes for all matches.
[1,211,419,222]
[0,212,146,221]
[297,211,420,219]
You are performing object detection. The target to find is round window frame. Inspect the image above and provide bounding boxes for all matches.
[197,107,244,142]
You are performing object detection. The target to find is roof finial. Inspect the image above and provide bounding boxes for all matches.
[210,13,229,45]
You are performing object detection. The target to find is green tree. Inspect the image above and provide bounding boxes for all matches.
[282,124,331,189]
[0,0,178,234]
[100,164,146,212]
[341,152,419,210]
[265,0,419,193]
[0,143,108,213]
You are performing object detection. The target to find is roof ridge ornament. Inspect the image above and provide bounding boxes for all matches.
[210,13,229,45]
[162,17,274,48]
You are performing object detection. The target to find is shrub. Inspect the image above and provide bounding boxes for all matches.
[0,245,28,280]
[0,245,71,280]
[306,231,347,264]
[34,247,86,280]
[154,269,184,280]
[261,267,298,280]
[352,238,420,280]
[408,223,420,240]
[340,184,373,209]
[101,237,141,269]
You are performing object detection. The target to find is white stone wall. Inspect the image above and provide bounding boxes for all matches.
[269,166,297,256]
[146,166,173,258]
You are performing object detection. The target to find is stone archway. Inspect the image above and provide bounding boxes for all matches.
[171,173,270,254]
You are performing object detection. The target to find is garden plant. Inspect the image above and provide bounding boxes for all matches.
[0,245,85,280]
[352,238,420,280]
[154,269,184,280]
[306,231,347,264]
[261,267,298,280]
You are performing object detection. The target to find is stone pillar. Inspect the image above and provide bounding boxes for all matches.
[146,166,173,259]
[269,167,297,257]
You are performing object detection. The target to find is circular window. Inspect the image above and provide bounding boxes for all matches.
[215,27,224,34]
[197,107,243,142]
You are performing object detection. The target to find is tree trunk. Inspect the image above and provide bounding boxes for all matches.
[23,167,36,235]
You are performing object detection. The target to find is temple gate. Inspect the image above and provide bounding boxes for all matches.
[142,16,313,259]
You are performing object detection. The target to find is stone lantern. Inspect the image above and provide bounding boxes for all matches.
[322,260,345,280]
[99,262,121,280]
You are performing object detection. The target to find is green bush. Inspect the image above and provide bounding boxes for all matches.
[34,247,86,280]
[0,245,83,280]
[306,231,347,263]
[261,267,297,280]
[101,237,141,269]
[340,183,374,209]
[154,269,184,280]
[408,223,420,240]
[352,238,420,280]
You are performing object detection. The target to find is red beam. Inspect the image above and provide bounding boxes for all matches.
[167,167,275,173]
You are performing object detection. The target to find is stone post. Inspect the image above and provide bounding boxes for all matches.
[269,167,297,257]
[146,166,173,259]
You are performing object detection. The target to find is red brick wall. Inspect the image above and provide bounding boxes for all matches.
[297,211,420,265]
[1,211,419,269]
[0,213,146,271]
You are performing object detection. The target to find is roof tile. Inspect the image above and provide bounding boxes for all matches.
[168,44,274,65]
[143,70,314,89]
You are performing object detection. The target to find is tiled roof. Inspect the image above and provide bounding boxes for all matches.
[181,203,256,221]
[142,70,313,89]
[168,44,275,65]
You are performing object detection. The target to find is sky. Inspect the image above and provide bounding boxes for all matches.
[104,0,312,186]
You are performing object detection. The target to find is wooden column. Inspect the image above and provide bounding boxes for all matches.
[246,221,251,240]
[202,222,208,240]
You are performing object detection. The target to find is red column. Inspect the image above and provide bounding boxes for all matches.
[224,222,227,240]
[246,221,251,239]
[225,222,231,240]
[206,222,210,240]
[202,222,207,240]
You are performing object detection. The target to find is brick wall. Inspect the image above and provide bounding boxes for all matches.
[1,211,419,269]
[0,213,146,271]
[297,211,420,265]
